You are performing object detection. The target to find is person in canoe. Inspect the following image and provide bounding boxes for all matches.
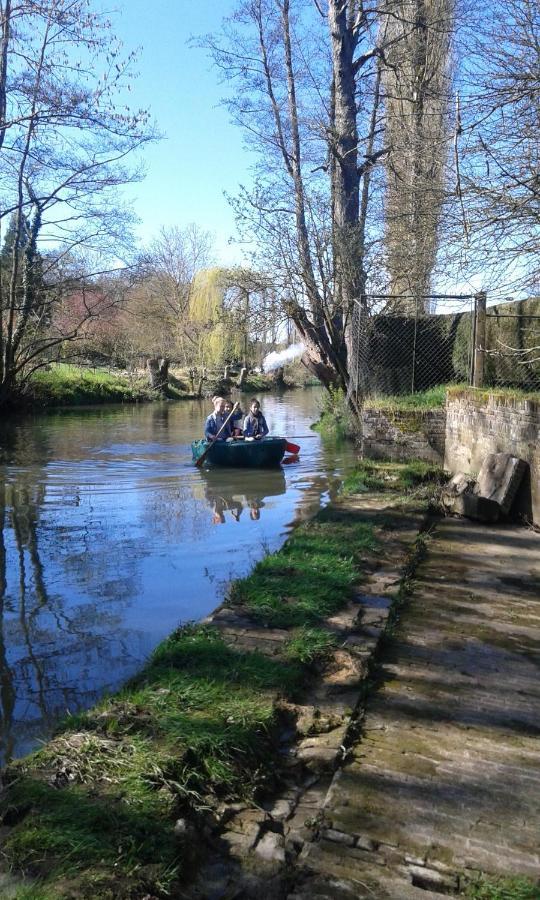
[243,398,269,440]
[223,398,244,437]
[204,396,228,441]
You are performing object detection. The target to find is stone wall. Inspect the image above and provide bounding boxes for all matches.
[362,408,446,464]
[444,391,540,524]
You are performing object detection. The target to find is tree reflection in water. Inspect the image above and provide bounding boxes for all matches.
[0,427,143,765]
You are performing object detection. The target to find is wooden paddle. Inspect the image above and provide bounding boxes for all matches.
[285,440,300,454]
[195,402,240,468]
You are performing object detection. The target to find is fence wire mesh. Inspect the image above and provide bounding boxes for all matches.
[348,295,540,405]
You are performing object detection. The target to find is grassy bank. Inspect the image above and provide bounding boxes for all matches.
[0,461,445,898]
[446,384,540,405]
[365,384,449,411]
[312,385,450,440]
[27,365,155,407]
[23,365,301,410]
[0,500,385,898]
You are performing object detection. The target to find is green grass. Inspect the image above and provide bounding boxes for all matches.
[341,459,445,496]
[285,627,338,664]
[230,506,377,628]
[1,481,418,898]
[311,387,355,439]
[27,364,154,407]
[365,384,449,411]
[3,624,307,897]
[464,874,540,899]
[447,385,540,405]
[2,504,378,897]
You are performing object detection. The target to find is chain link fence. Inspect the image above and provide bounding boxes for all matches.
[348,295,540,404]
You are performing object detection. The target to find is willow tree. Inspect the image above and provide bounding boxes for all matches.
[187,268,245,369]
[382,0,454,310]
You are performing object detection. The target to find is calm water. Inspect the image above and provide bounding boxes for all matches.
[0,389,357,763]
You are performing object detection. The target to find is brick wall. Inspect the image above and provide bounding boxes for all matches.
[444,391,540,524]
[362,408,446,464]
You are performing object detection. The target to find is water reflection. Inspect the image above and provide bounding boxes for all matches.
[0,476,138,763]
[0,390,358,763]
[197,468,287,525]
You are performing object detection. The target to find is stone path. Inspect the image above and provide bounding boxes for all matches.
[297,517,540,898]
[187,496,427,899]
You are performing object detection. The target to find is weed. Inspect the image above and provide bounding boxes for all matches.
[285,627,337,664]
[312,387,355,439]
[463,873,540,900]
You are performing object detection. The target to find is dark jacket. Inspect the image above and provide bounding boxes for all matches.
[243,411,269,438]
[205,412,227,441]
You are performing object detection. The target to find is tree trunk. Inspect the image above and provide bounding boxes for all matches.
[237,366,248,389]
[328,0,363,313]
[147,357,169,393]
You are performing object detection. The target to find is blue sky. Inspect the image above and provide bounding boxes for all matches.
[110,0,251,263]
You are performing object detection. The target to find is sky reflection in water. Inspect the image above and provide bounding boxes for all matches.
[0,391,357,763]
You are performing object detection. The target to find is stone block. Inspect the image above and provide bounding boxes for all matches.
[445,472,475,497]
[449,493,501,523]
[254,830,286,864]
[409,864,459,892]
[475,452,528,515]
[322,828,356,847]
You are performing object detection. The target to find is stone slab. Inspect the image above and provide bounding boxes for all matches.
[450,492,501,522]
[475,452,528,514]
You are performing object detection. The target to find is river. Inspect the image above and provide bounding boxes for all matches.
[0,388,357,764]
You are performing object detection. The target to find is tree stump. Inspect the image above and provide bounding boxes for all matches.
[271,366,285,388]
[237,366,248,388]
[147,357,169,393]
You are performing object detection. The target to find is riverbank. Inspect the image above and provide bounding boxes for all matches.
[0,461,442,899]
[13,364,303,411]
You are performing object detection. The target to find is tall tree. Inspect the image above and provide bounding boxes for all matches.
[206,0,387,402]
[458,0,539,296]
[382,0,454,310]
[0,0,155,407]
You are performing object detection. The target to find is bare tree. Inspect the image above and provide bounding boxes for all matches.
[0,0,156,407]
[456,0,539,296]
[205,0,387,402]
[145,224,214,324]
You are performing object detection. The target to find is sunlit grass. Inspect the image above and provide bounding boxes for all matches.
[341,459,445,496]
[464,874,540,900]
[27,364,153,406]
[3,486,383,897]
[285,627,338,664]
[365,384,450,411]
[230,507,377,627]
[4,624,305,897]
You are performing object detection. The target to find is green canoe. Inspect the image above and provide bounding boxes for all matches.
[191,436,287,468]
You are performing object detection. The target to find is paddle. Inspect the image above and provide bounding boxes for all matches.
[285,440,300,454]
[195,402,240,468]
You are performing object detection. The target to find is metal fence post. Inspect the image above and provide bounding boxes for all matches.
[473,291,487,387]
